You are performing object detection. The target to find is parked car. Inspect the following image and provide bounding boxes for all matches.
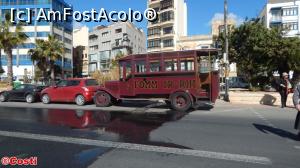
[228,77,250,89]
[0,84,46,103]
[40,78,100,106]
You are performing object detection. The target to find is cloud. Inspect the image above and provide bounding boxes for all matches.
[209,13,244,26]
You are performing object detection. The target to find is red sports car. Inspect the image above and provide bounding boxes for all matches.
[41,78,100,106]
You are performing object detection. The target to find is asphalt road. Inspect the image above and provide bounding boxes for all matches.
[0,101,299,168]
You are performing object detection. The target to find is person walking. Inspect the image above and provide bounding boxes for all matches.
[293,82,300,137]
[279,72,291,108]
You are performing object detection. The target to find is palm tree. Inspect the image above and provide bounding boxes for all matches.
[28,35,64,83]
[0,41,4,74]
[0,14,27,87]
[28,39,49,83]
[44,35,64,82]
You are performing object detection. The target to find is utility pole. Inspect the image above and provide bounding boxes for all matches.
[224,0,230,102]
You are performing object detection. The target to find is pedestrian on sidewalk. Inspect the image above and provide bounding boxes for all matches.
[279,72,292,108]
[292,82,300,137]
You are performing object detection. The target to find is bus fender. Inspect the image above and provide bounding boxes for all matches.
[169,90,195,105]
[95,88,120,100]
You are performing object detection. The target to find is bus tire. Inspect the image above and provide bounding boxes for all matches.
[170,92,192,112]
[94,91,112,107]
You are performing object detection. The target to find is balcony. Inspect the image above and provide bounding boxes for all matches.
[160,19,174,26]
[148,34,161,40]
[270,16,282,23]
[111,41,132,50]
[161,32,174,39]
[148,0,160,6]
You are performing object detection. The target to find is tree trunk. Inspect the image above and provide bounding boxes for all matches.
[0,49,3,72]
[5,48,13,88]
[50,63,55,85]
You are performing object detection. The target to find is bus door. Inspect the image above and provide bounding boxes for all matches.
[198,55,212,99]
[119,61,135,97]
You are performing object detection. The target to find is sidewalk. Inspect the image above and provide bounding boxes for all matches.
[228,91,294,107]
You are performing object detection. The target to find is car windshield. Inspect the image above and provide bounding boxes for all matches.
[85,79,99,86]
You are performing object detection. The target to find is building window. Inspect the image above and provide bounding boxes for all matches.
[282,7,298,16]
[283,22,298,30]
[148,27,161,36]
[89,63,97,72]
[163,39,173,47]
[89,34,98,41]
[64,28,72,35]
[89,54,98,62]
[148,39,161,48]
[160,11,174,22]
[64,38,72,44]
[90,45,98,51]
[161,0,173,10]
[115,28,122,33]
[54,33,62,40]
[64,48,71,54]
[102,41,111,47]
[163,27,173,34]
[102,32,109,37]
[17,43,36,49]
[100,50,111,60]
[25,32,35,37]
[37,32,49,37]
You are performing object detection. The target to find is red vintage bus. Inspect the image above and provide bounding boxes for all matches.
[94,49,220,112]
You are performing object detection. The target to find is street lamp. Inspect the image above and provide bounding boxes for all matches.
[224,0,230,102]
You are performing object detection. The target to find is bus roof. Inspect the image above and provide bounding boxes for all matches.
[118,49,221,61]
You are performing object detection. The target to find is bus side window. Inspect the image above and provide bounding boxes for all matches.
[125,61,132,79]
[165,59,177,72]
[180,58,194,71]
[199,57,210,73]
[150,60,161,72]
[135,60,146,73]
[119,63,124,81]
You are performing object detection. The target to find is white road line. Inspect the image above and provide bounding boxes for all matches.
[251,109,276,128]
[0,130,271,165]
[295,146,300,149]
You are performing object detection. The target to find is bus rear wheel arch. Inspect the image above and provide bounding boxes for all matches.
[94,91,112,107]
[170,92,192,112]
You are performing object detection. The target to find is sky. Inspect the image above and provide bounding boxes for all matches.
[66,0,268,35]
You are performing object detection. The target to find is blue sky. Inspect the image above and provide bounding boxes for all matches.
[66,0,268,35]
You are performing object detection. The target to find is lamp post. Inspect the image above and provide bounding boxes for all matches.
[224,0,230,102]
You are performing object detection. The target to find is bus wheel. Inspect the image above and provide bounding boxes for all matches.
[94,91,112,107]
[170,92,192,112]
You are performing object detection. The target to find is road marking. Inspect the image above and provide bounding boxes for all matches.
[250,109,276,128]
[295,146,300,150]
[0,130,271,165]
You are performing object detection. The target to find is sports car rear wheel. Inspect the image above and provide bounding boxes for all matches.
[0,93,7,102]
[41,94,50,104]
[26,94,35,103]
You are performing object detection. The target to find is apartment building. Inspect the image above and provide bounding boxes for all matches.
[176,35,213,51]
[88,22,146,73]
[260,0,300,37]
[73,26,89,77]
[0,0,73,80]
[211,17,236,37]
[147,0,187,52]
